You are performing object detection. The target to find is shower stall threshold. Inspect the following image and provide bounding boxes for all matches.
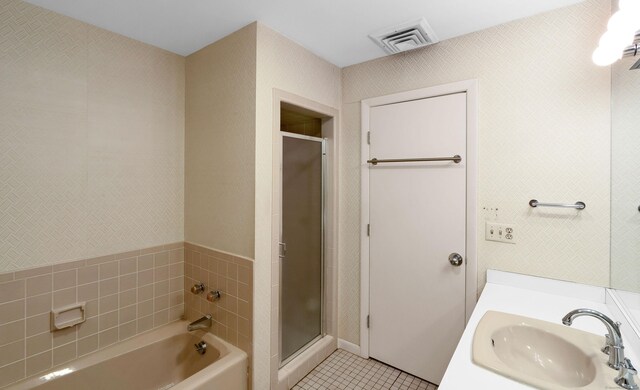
[280,334,324,368]
[278,335,337,387]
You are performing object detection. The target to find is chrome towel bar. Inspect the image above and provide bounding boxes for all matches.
[529,199,586,210]
[367,155,461,165]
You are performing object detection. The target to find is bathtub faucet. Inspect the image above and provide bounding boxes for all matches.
[188,314,212,331]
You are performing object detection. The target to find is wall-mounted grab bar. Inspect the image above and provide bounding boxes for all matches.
[367,155,461,165]
[529,199,586,210]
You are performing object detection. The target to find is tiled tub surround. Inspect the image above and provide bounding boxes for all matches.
[184,243,253,357]
[0,243,185,388]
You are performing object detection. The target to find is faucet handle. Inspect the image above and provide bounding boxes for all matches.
[615,358,639,390]
[625,358,637,375]
[207,290,222,302]
[191,282,205,295]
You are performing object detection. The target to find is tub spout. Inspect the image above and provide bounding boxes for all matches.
[188,314,212,331]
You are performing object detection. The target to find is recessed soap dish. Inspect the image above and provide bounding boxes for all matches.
[51,302,86,330]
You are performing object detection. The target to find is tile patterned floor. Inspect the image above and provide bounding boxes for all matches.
[292,349,439,390]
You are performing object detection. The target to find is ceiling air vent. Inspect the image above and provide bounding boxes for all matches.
[369,18,439,54]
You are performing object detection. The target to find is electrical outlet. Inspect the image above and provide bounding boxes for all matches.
[485,222,516,244]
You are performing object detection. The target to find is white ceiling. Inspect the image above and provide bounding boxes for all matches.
[24,0,583,67]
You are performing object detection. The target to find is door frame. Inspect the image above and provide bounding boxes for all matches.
[359,79,478,358]
[271,90,339,389]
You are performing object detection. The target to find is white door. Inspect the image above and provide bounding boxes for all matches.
[368,93,467,384]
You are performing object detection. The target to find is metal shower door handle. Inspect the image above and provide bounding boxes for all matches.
[448,253,463,267]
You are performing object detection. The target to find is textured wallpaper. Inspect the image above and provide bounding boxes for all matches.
[184,23,257,259]
[611,55,640,293]
[339,0,612,344]
[254,23,342,389]
[0,0,185,272]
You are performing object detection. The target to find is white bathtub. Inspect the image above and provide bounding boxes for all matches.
[7,321,248,390]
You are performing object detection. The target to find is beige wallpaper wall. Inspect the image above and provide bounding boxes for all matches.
[254,23,342,389]
[0,0,185,272]
[611,55,640,293]
[339,0,612,344]
[184,23,257,259]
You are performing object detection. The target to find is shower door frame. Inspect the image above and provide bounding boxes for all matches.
[278,131,327,367]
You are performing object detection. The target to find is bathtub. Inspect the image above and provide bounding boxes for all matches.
[7,320,247,390]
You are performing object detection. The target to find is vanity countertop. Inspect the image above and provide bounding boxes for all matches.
[439,270,640,389]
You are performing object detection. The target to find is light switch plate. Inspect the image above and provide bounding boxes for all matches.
[485,222,516,244]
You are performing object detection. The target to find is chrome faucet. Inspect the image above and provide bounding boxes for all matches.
[187,314,212,331]
[562,308,624,370]
[562,309,638,390]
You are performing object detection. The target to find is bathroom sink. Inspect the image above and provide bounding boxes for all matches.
[472,311,619,389]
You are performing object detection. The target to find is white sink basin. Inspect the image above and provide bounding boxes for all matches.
[473,311,619,389]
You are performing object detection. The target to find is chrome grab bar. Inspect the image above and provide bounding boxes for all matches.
[367,155,461,165]
[529,199,586,210]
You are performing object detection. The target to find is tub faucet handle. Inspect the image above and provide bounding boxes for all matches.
[207,290,222,302]
[191,282,205,295]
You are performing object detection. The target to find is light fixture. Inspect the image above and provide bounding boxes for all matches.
[592,46,623,66]
[593,3,640,67]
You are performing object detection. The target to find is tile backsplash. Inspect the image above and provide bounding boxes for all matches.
[0,243,184,388]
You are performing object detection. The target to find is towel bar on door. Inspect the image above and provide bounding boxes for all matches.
[367,155,462,165]
[529,199,586,210]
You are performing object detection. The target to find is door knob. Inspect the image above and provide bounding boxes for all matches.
[448,253,463,267]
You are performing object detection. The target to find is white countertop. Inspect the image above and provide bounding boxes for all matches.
[439,271,640,389]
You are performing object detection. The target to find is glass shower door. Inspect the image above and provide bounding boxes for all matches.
[280,133,324,364]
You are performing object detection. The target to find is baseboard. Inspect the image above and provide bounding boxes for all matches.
[337,338,361,355]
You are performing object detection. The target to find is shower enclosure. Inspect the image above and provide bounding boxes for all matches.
[279,132,325,365]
